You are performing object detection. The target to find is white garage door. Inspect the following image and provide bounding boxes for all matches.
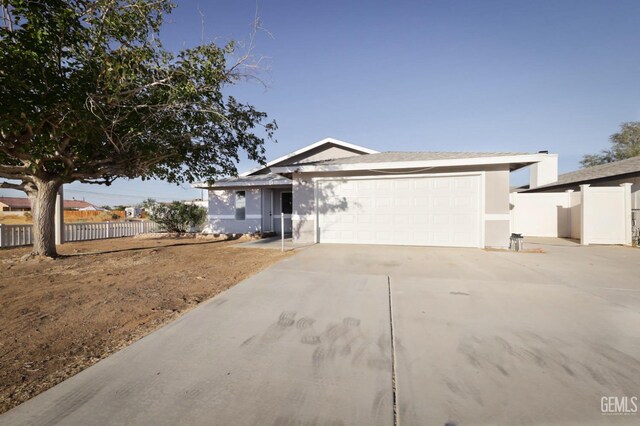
[316,175,482,247]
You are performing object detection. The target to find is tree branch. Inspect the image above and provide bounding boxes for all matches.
[0,164,29,174]
[0,180,27,191]
[1,4,13,32]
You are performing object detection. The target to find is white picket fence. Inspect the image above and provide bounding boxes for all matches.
[0,221,159,248]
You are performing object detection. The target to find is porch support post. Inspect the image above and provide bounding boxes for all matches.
[281,214,285,252]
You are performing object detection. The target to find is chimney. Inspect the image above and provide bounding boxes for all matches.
[529,153,558,189]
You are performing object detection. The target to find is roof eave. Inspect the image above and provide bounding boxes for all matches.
[195,179,293,190]
[271,154,552,174]
[523,170,640,192]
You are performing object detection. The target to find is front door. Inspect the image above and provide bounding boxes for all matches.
[261,189,274,232]
[277,191,293,235]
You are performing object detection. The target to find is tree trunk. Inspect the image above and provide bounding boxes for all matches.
[27,179,62,257]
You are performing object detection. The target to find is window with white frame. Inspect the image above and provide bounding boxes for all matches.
[235,191,246,220]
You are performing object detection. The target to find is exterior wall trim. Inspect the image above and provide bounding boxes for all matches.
[273,154,551,174]
[208,214,261,220]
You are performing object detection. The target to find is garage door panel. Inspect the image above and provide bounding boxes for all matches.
[375,231,393,242]
[317,175,482,247]
[375,181,393,190]
[394,215,413,225]
[339,214,354,223]
[433,179,451,190]
[374,214,393,225]
[455,178,474,189]
[393,198,412,208]
[356,214,372,224]
[375,197,392,208]
[431,196,451,208]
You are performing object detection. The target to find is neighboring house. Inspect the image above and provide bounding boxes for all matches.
[63,200,100,211]
[125,206,143,218]
[519,155,640,209]
[0,197,31,211]
[195,137,556,248]
[0,196,98,211]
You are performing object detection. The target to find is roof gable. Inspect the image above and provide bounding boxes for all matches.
[241,138,378,177]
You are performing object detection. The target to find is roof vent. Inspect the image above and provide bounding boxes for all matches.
[538,150,548,154]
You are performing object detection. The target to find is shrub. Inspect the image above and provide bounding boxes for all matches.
[143,199,207,233]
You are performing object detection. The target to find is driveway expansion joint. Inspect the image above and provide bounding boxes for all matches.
[388,276,399,426]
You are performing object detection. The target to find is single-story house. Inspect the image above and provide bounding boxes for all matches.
[0,196,99,211]
[72,201,102,211]
[519,155,640,209]
[0,196,32,211]
[195,138,557,248]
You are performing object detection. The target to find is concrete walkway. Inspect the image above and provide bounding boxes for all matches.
[235,236,314,251]
[1,242,639,425]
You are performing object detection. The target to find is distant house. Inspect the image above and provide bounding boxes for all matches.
[0,196,99,212]
[0,197,31,212]
[186,199,208,209]
[520,155,640,209]
[70,201,102,211]
[125,206,143,218]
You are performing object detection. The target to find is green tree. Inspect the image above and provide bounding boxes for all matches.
[143,199,207,233]
[0,0,275,257]
[581,122,640,168]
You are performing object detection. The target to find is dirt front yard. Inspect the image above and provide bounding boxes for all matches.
[0,236,291,414]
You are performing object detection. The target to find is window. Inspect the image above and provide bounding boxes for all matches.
[282,192,292,215]
[235,191,246,220]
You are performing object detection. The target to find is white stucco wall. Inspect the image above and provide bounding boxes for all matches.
[569,191,581,240]
[529,155,558,189]
[581,184,631,245]
[587,176,640,209]
[511,185,631,245]
[510,192,574,238]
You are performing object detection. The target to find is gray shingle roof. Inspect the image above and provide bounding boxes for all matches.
[527,155,640,191]
[313,151,531,165]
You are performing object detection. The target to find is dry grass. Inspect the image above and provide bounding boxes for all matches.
[0,236,291,414]
[0,210,126,224]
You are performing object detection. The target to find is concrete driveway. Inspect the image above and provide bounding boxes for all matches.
[1,240,639,425]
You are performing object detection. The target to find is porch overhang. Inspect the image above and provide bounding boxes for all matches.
[192,173,292,190]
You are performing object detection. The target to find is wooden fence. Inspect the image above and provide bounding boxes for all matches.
[0,221,159,248]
